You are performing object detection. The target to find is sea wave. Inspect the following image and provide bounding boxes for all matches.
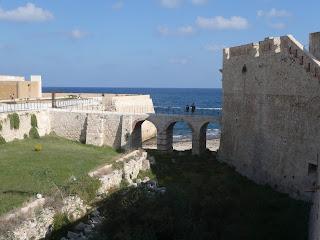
[173,128,220,141]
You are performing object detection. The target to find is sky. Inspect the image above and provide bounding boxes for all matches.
[0,0,318,88]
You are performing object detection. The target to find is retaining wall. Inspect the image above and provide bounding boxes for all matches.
[0,110,51,142]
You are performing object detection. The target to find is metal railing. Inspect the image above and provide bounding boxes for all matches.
[154,106,221,117]
[0,98,222,117]
[0,97,103,113]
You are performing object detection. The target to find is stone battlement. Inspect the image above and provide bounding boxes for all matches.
[224,34,320,82]
[224,35,320,62]
[224,37,282,59]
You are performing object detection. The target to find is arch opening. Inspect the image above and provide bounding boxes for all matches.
[169,121,194,152]
[131,120,157,150]
[199,122,220,152]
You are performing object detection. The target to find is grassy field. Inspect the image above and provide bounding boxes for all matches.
[0,135,119,216]
[60,150,309,240]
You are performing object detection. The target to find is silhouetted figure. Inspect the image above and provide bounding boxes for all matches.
[185,104,190,112]
[191,102,196,113]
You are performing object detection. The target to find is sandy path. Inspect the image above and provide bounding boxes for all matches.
[143,138,220,152]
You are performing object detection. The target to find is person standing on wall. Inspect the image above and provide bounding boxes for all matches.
[191,103,196,113]
[186,104,190,112]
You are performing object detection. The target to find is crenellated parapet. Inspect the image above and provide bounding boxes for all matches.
[224,37,282,60]
[224,34,320,81]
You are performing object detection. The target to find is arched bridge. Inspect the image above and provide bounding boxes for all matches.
[126,113,220,155]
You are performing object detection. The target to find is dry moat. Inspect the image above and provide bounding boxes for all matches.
[49,150,310,240]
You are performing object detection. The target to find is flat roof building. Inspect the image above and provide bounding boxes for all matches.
[0,75,42,100]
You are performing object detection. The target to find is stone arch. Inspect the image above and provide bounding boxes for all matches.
[196,120,220,153]
[131,118,158,149]
[157,119,195,152]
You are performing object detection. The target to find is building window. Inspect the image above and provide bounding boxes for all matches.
[242,64,247,73]
[308,163,318,175]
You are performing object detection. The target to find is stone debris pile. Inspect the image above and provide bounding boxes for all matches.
[60,209,104,240]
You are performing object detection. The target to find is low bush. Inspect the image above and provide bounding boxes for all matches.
[29,127,40,139]
[64,175,101,204]
[34,144,42,152]
[8,113,20,130]
[0,135,6,144]
[53,213,70,232]
[23,133,28,139]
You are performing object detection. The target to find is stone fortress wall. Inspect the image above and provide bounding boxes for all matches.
[0,111,51,142]
[0,107,217,156]
[41,93,157,142]
[102,94,157,141]
[220,33,320,201]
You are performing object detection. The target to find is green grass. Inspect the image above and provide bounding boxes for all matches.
[86,150,310,240]
[0,135,119,216]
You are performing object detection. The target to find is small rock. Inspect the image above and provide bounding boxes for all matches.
[143,176,150,183]
[74,222,87,231]
[84,226,93,235]
[90,216,102,225]
[147,181,157,190]
[70,175,77,181]
[157,187,166,194]
[136,178,142,184]
[91,210,100,217]
[67,231,80,239]
[149,156,156,165]
[36,193,43,199]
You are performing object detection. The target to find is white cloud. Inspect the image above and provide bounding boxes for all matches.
[112,1,124,10]
[169,57,189,65]
[257,8,291,18]
[196,16,249,30]
[204,44,225,52]
[177,25,195,35]
[69,29,88,40]
[191,0,208,5]
[0,3,53,22]
[158,25,195,36]
[157,25,170,36]
[160,0,182,8]
[270,22,286,30]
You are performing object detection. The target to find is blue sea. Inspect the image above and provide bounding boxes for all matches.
[43,87,222,141]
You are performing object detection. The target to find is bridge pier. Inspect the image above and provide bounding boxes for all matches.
[157,130,173,152]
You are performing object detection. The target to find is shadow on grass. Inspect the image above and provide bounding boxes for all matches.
[48,150,310,240]
[1,190,34,195]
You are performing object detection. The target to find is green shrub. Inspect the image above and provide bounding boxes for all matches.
[8,113,20,130]
[31,114,38,128]
[29,127,40,139]
[34,144,42,152]
[64,175,101,203]
[0,135,6,145]
[23,133,28,139]
[53,212,70,232]
[120,179,130,188]
[112,161,124,170]
[0,121,2,131]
